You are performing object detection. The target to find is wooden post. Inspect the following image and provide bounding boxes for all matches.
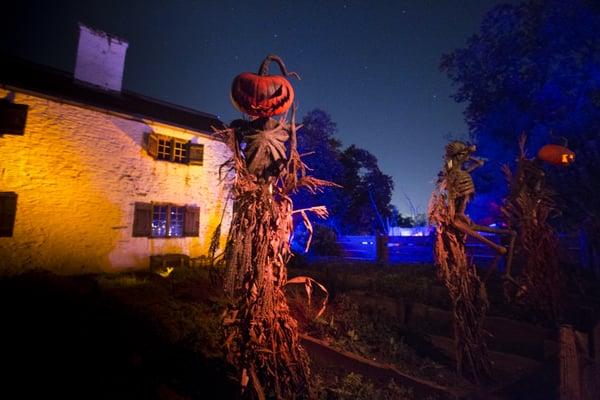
[376,234,389,265]
[592,322,600,400]
[595,322,600,364]
[560,325,583,400]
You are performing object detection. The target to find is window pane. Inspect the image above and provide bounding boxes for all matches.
[157,138,172,160]
[173,140,187,163]
[152,205,168,237]
[168,206,184,237]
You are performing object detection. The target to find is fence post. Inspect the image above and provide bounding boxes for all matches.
[376,234,389,265]
[590,322,600,400]
[560,324,583,400]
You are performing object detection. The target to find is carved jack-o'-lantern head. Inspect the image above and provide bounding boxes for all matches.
[537,144,575,166]
[230,54,300,118]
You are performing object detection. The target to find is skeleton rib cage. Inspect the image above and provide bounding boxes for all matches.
[448,168,475,200]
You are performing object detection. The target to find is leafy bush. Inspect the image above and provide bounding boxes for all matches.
[311,224,342,256]
[292,223,342,257]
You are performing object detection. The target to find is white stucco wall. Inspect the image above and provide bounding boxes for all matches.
[0,88,232,275]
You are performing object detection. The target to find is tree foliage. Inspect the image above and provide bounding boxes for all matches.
[294,109,344,222]
[294,109,394,236]
[338,145,394,234]
[441,0,600,234]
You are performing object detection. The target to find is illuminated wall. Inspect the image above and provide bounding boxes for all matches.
[0,88,232,275]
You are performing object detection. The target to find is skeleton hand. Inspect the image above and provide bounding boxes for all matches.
[470,156,486,166]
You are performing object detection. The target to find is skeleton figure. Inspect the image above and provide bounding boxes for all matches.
[444,141,517,282]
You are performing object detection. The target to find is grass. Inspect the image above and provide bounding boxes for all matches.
[294,291,462,389]
[2,259,585,399]
[0,268,236,399]
[288,260,586,398]
[290,260,591,326]
[317,373,419,400]
[95,273,150,288]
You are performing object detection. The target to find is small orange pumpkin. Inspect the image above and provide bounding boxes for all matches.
[537,144,575,166]
[230,54,299,118]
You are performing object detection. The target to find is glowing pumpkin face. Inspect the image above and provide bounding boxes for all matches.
[537,144,575,166]
[230,54,299,118]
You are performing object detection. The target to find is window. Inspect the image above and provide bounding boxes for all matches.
[132,202,199,238]
[172,140,188,163]
[0,192,17,237]
[147,132,204,165]
[157,137,173,161]
[151,204,185,237]
[0,101,28,135]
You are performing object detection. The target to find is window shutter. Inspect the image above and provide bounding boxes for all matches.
[132,202,152,237]
[0,192,17,237]
[188,143,204,165]
[147,132,159,158]
[183,206,200,237]
[0,102,28,135]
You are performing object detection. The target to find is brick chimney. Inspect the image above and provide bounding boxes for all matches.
[74,23,129,92]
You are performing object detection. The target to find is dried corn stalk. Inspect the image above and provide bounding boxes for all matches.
[285,276,329,320]
[218,108,334,400]
[428,170,492,383]
[501,135,564,321]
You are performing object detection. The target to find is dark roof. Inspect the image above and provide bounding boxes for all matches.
[0,56,226,134]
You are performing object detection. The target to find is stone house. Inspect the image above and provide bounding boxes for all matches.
[0,24,232,274]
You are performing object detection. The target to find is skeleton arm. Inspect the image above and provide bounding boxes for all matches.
[465,156,485,173]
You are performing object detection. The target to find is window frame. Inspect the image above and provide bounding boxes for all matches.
[133,202,199,239]
[146,132,204,166]
[151,203,186,238]
[171,139,188,163]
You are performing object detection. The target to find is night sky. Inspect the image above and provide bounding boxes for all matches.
[2,0,508,215]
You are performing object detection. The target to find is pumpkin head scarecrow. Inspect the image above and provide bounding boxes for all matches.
[230,55,300,179]
[222,55,332,400]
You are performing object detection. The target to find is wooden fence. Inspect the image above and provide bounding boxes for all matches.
[336,234,501,264]
[334,232,587,269]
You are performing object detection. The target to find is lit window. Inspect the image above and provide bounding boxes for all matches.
[133,202,199,238]
[147,133,202,165]
[168,206,184,237]
[151,205,185,237]
[157,138,172,161]
[173,140,188,163]
[151,205,168,237]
